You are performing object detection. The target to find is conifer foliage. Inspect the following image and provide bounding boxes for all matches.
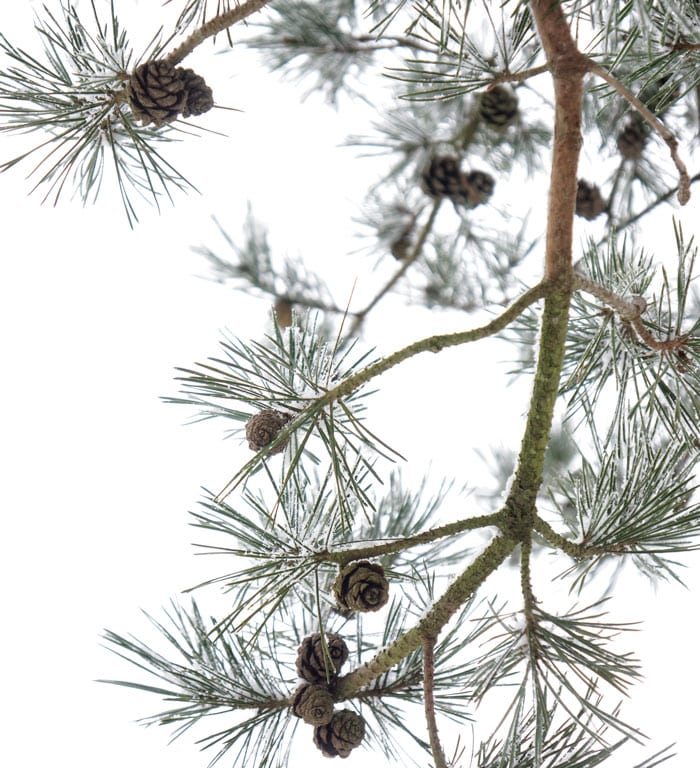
[3,1,700,767]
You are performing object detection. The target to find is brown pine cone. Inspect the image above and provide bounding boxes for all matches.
[274,299,294,328]
[313,709,366,758]
[180,68,214,118]
[420,156,465,200]
[334,560,389,613]
[575,180,607,220]
[616,117,649,160]
[296,633,349,683]
[127,60,188,127]
[479,85,519,127]
[455,170,495,208]
[291,683,335,726]
[244,409,291,454]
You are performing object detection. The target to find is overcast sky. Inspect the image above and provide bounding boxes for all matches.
[2,2,700,768]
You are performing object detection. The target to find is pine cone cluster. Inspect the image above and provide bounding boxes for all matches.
[575,180,607,220]
[245,409,292,454]
[479,85,519,127]
[314,710,366,758]
[291,633,366,758]
[334,560,389,613]
[127,59,214,127]
[421,156,495,208]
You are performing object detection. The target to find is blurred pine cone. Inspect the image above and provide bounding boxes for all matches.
[479,85,519,127]
[458,170,495,207]
[420,156,465,200]
[575,180,607,220]
[616,117,649,160]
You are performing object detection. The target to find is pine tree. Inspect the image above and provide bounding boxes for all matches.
[2,1,700,766]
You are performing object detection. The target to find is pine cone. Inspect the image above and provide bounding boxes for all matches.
[291,683,335,726]
[245,409,291,454]
[274,299,294,329]
[296,633,349,683]
[313,710,366,758]
[420,156,465,200]
[334,561,389,613]
[127,60,188,127]
[180,68,214,118]
[575,180,607,220]
[479,85,519,127]
[390,230,412,260]
[455,170,495,207]
[127,60,214,126]
[616,117,648,160]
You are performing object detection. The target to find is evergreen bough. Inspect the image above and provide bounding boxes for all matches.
[3,1,700,767]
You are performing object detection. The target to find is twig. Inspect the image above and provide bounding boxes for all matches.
[608,171,700,236]
[422,636,449,768]
[587,61,691,205]
[165,0,274,65]
[324,281,549,403]
[490,63,550,86]
[573,272,687,352]
[346,199,442,337]
[314,512,504,567]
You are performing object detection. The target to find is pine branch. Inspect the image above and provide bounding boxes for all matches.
[587,60,691,203]
[165,0,274,65]
[334,534,517,699]
[421,636,448,768]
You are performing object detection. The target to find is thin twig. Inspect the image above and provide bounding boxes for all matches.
[573,273,644,320]
[422,636,449,768]
[573,272,687,352]
[165,0,274,65]
[587,61,691,205]
[314,512,504,567]
[491,63,550,86]
[608,171,700,235]
[346,199,442,337]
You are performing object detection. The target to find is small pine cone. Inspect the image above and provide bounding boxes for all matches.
[334,560,389,613]
[274,299,294,328]
[479,85,519,127]
[453,169,495,208]
[575,180,607,220]
[127,60,188,127]
[291,683,335,726]
[245,409,291,454]
[296,633,349,683]
[616,118,649,160]
[390,231,412,260]
[420,156,465,200]
[313,709,366,758]
[180,68,214,118]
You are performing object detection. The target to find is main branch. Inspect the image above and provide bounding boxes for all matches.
[500,1,584,540]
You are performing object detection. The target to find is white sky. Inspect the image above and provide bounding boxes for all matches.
[1,2,700,767]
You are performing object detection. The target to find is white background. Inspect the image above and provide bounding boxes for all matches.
[1,2,699,767]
